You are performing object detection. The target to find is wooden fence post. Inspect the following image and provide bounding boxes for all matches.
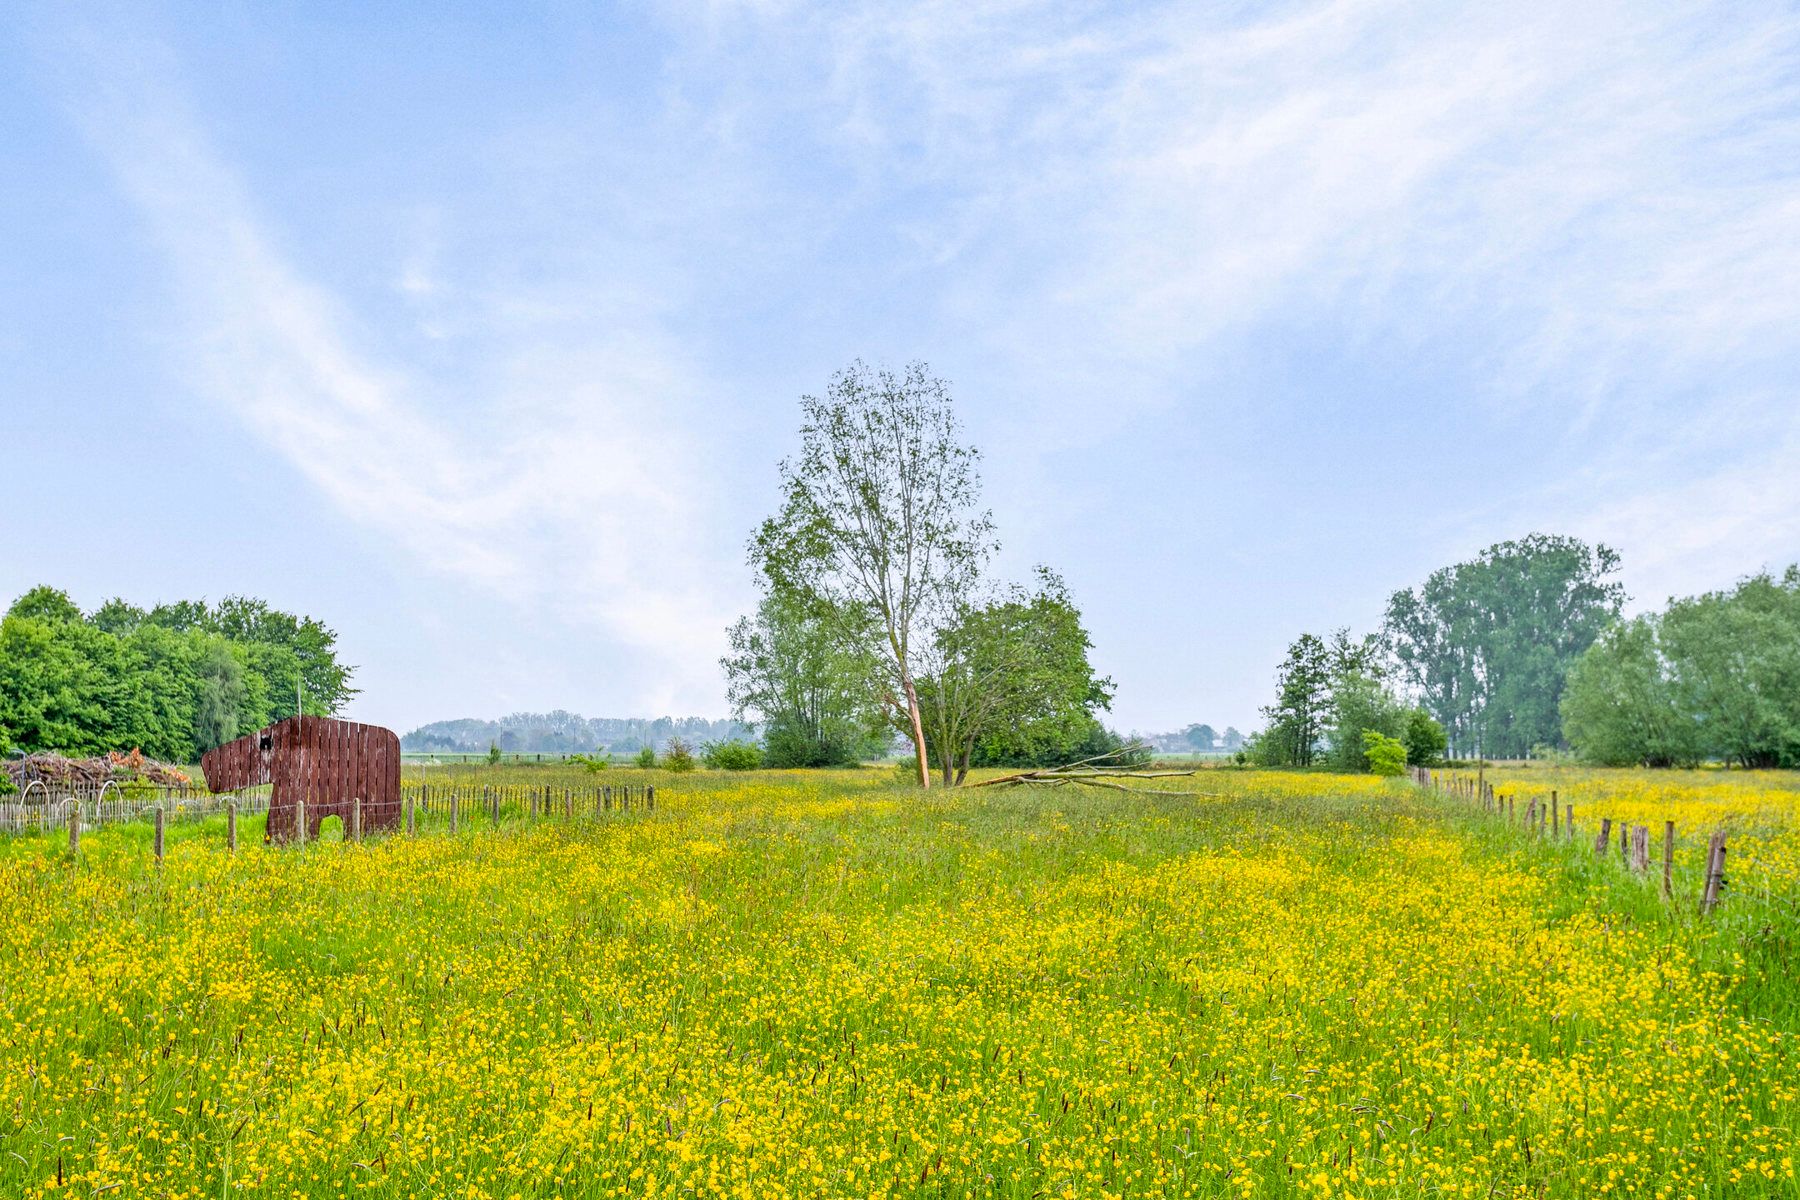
[68,798,80,858]
[450,790,460,835]
[1594,817,1611,857]
[1618,822,1629,862]
[153,805,166,864]
[530,787,539,819]
[648,785,656,810]
[1702,832,1728,913]
[406,791,416,837]
[1629,825,1649,873]
[1661,821,1675,898]
[564,788,572,819]
[352,796,363,843]
[227,800,238,853]
[1564,804,1573,839]
[296,799,307,848]
[603,786,612,811]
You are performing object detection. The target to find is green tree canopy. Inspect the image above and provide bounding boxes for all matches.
[1564,567,1800,768]
[918,567,1115,783]
[1384,534,1624,758]
[751,361,995,787]
[722,589,888,768]
[0,587,357,763]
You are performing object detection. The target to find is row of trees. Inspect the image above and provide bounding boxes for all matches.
[1382,535,1624,759]
[1253,534,1621,770]
[1251,629,1445,771]
[1561,567,1800,768]
[1255,531,1800,771]
[403,712,752,755]
[724,361,1121,782]
[0,586,355,763]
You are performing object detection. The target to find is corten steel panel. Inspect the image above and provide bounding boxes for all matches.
[201,716,402,843]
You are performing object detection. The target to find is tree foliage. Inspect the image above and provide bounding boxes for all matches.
[1562,568,1800,768]
[1361,730,1408,776]
[0,586,356,763]
[722,589,888,768]
[751,361,995,787]
[916,568,1115,783]
[1253,633,1332,766]
[1384,534,1624,758]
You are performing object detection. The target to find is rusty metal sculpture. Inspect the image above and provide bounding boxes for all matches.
[201,715,400,843]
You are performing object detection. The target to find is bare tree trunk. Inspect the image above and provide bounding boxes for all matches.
[954,737,974,786]
[901,669,931,788]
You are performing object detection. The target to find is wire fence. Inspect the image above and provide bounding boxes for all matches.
[5,780,657,842]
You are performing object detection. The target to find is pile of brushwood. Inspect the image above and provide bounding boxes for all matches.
[970,745,1209,796]
[2,750,191,791]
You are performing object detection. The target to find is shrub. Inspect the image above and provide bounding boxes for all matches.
[568,752,610,773]
[663,738,696,773]
[1362,730,1407,776]
[1402,709,1448,766]
[702,740,762,771]
[635,746,657,769]
[487,743,502,766]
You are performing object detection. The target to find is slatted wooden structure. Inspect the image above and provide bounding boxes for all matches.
[201,716,401,843]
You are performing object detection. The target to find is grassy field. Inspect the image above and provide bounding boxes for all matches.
[1,767,1796,1198]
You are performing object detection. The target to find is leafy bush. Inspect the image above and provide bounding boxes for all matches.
[702,740,762,770]
[663,738,696,773]
[487,743,502,766]
[635,746,657,769]
[1402,709,1448,766]
[567,752,610,773]
[1362,730,1407,776]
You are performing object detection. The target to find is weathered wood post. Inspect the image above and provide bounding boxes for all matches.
[1564,804,1573,839]
[450,790,460,835]
[1594,817,1612,857]
[1551,791,1559,836]
[1618,822,1629,862]
[406,791,416,837]
[530,787,539,819]
[296,798,307,848]
[68,798,80,857]
[487,786,497,824]
[1629,825,1649,873]
[1661,821,1675,898]
[564,788,572,819]
[154,805,166,864]
[603,786,612,811]
[648,785,656,810]
[1702,832,1728,913]
[352,796,363,843]
[227,800,238,853]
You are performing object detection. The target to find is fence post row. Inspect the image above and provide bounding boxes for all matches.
[1420,770,1728,914]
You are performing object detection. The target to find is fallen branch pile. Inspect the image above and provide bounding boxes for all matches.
[970,745,1215,797]
[3,751,192,790]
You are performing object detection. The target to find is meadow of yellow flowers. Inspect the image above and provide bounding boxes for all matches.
[0,767,1795,1198]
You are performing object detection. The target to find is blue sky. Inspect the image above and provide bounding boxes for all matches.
[4,2,1798,736]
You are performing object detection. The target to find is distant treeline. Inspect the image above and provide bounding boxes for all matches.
[0,586,356,764]
[402,711,755,756]
[1136,725,1245,754]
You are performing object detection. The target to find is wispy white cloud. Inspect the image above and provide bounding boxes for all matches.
[660,0,1800,589]
[67,36,740,710]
